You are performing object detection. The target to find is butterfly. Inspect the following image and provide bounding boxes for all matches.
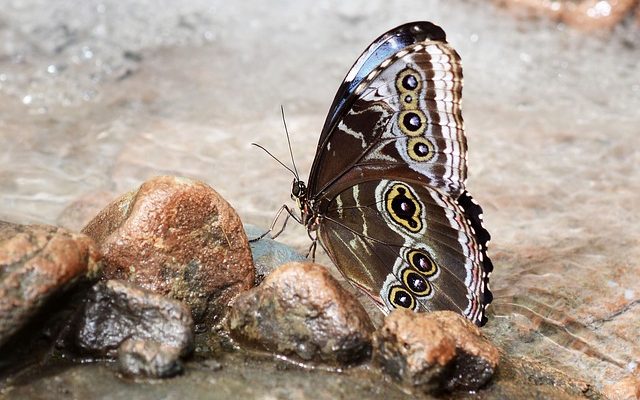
[271,21,493,326]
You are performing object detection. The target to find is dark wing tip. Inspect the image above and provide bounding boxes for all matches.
[393,21,447,43]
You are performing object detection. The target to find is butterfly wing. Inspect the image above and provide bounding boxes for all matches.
[306,22,493,325]
[308,22,466,202]
[318,180,492,326]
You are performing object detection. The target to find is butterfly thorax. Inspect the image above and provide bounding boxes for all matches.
[291,179,320,231]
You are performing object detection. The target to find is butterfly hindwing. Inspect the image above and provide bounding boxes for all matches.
[317,180,490,325]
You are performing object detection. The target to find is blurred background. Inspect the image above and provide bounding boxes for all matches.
[0,0,638,395]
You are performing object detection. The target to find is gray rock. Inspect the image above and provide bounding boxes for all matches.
[229,262,374,365]
[373,309,500,393]
[0,221,101,348]
[117,338,183,378]
[243,224,304,283]
[69,280,194,357]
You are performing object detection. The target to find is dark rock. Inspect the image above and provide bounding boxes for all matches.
[244,224,304,284]
[229,261,374,365]
[0,221,101,348]
[81,176,255,323]
[69,280,194,357]
[373,309,500,393]
[117,338,183,378]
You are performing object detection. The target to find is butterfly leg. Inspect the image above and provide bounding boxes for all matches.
[249,204,301,243]
[305,229,318,261]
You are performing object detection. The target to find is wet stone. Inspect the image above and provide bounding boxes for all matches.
[68,279,194,358]
[373,309,500,393]
[117,338,183,379]
[0,221,101,348]
[228,261,374,365]
[244,224,304,284]
[82,176,255,323]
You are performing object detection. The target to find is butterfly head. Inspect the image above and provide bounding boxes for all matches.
[292,179,317,228]
[291,179,307,206]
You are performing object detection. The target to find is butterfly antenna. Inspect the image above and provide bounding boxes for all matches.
[280,105,300,181]
[251,142,298,178]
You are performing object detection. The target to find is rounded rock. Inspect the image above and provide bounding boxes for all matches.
[229,261,374,365]
[82,176,255,323]
[373,309,499,393]
[69,279,194,357]
[0,221,101,347]
[117,338,183,379]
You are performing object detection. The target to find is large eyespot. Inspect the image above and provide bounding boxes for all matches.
[407,249,438,277]
[407,137,435,162]
[388,286,415,309]
[384,182,423,233]
[402,269,432,296]
[396,68,422,93]
[398,110,426,136]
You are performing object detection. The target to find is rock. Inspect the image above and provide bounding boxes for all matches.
[117,338,183,378]
[373,309,500,393]
[243,224,304,284]
[56,190,117,232]
[603,374,640,400]
[69,280,194,357]
[0,221,101,348]
[492,0,638,31]
[82,176,255,322]
[229,262,374,365]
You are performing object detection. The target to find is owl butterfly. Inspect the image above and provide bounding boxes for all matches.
[280,21,492,326]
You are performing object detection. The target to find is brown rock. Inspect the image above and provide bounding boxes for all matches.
[493,0,638,31]
[229,261,374,365]
[604,374,640,400]
[82,176,255,322]
[0,221,101,347]
[373,309,500,393]
[561,0,638,31]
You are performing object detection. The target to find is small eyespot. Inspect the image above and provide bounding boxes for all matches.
[403,270,431,296]
[403,112,422,132]
[389,286,415,309]
[402,74,418,90]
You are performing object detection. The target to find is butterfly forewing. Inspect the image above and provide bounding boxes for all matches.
[309,40,467,201]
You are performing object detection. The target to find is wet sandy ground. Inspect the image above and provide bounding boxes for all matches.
[1,0,639,394]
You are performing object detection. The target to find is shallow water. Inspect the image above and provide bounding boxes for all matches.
[1,0,639,393]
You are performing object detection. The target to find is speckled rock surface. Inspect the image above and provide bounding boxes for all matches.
[229,262,374,365]
[374,309,499,393]
[82,176,255,322]
[0,221,101,348]
[117,338,183,379]
[68,279,194,358]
